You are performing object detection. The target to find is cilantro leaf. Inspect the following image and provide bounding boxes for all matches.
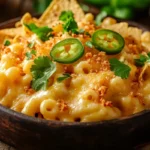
[28,41,35,48]
[4,40,11,46]
[59,11,74,21]
[109,58,131,79]
[59,11,78,33]
[31,56,56,91]
[57,73,71,82]
[63,19,78,33]
[134,53,150,67]
[24,23,53,41]
[26,50,36,60]
[85,41,93,48]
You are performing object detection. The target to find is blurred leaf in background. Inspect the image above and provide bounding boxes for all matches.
[111,0,150,9]
[33,0,150,26]
[33,0,52,13]
[84,0,110,6]
[84,0,150,25]
[84,0,150,9]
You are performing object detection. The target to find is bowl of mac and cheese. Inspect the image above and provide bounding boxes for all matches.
[0,0,150,149]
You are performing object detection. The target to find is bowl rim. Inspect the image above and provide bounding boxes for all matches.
[1,103,150,126]
[0,17,150,126]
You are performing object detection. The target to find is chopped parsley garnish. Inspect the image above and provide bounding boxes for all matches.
[28,41,35,48]
[85,41,93,48]
[109,58,131,79]
[24,23,53,41]
[4,40,11,46]
[59,11,78,33]
[31,56,56,91]
[26,50,36,60]
[134,53,150,67]
[57,73,71,82]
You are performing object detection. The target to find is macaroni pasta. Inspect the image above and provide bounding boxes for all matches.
[0,5,150,122]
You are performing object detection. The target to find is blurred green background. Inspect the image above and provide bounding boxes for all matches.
[0,0,149,26]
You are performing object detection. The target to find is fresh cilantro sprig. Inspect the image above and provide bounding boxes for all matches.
[59,11,78,33]
[109,58,131,79]
[26,50,36,60]
[59,11,74,22]
[57,73,71,82]
[24,23,53,41]
[59,11,91,35]
[31,56,56,91]
[4,40,11,46]
[134,53,150,67]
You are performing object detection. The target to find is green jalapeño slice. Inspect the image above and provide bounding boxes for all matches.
[92,29,125,54]
[50,38,84,64]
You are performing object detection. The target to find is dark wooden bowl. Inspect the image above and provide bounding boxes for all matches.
[0,19,150,150]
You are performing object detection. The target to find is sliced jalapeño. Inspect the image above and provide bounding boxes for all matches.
[50,38,84,64]
[92,29,125,54]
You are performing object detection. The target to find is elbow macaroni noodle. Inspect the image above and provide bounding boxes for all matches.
[0,12,150,122]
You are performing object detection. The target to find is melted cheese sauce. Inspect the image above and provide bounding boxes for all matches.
[0,14,150,122]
